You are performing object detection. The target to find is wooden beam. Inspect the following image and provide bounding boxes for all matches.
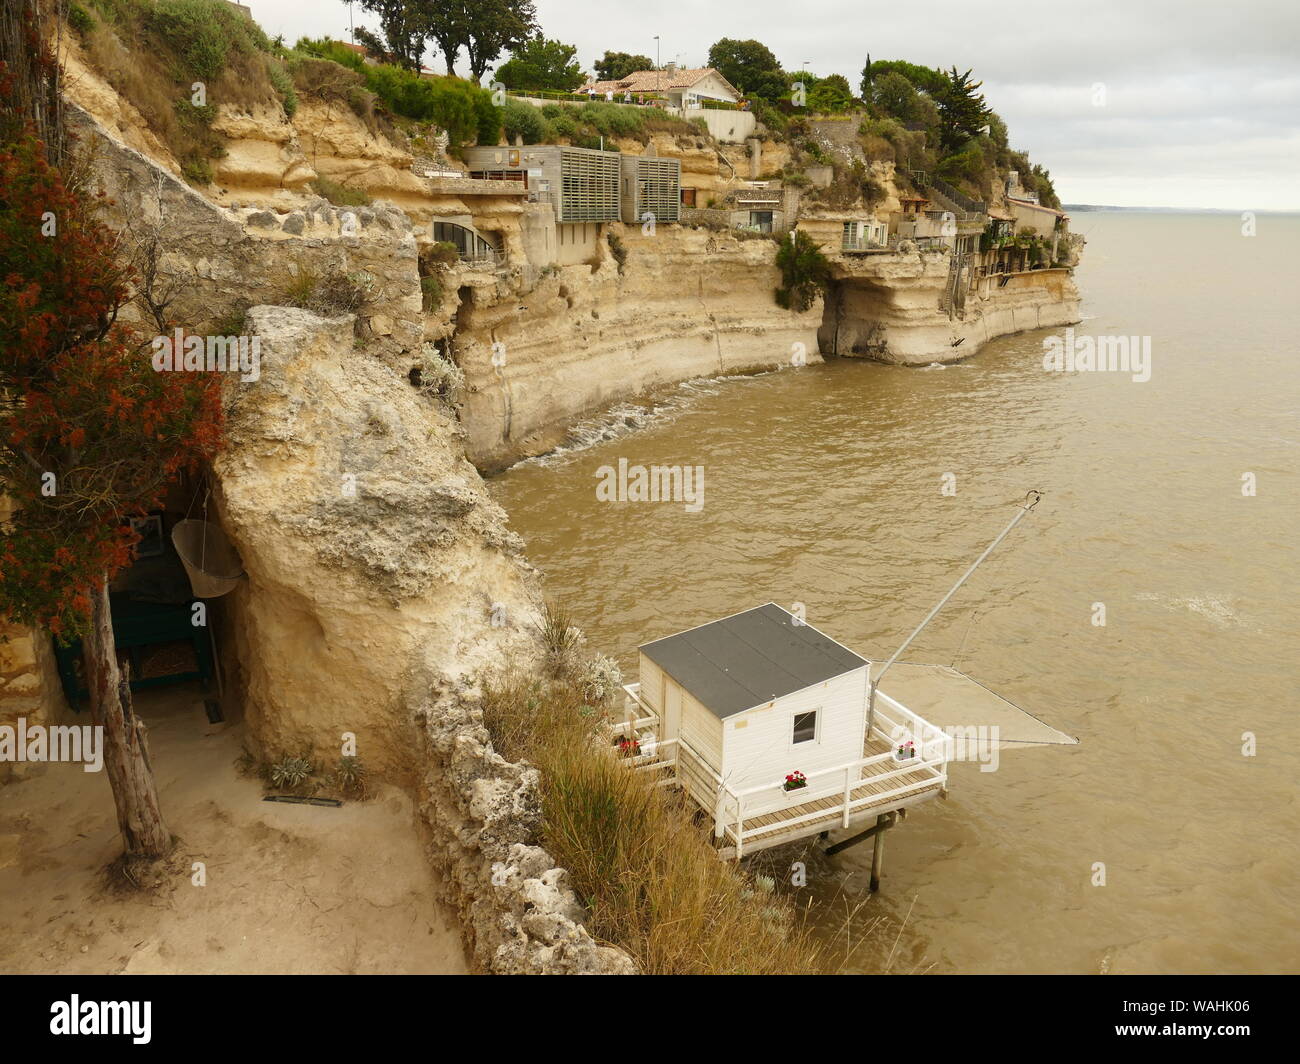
[823,811,895,857]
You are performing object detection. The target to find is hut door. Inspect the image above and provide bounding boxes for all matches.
[663,680,682,741]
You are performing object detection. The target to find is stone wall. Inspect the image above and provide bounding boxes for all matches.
[70,102,425,372]
[0,620,69,784]
[417,690,636,973]
[0,496,72,784]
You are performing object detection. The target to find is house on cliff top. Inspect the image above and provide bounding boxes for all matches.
[580,65,743,110]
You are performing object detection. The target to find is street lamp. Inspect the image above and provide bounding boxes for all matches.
[655,36,660,98]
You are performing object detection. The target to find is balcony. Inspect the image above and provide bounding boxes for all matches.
[841,236,887,253]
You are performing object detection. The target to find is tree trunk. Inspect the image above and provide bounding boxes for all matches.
[435,39,457,77]
[85,578,170,856]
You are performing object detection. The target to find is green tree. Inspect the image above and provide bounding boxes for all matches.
[808,72,854,113]
[463,0,537,83]
[872,71,921,120]
[495,36,584,91]
[594,50,653,81]
[1030,163,1061,209]
[774,230,831,312]
[933,66,991,153]
[417,0,468,75]
[401,0,537,80]
[986,112,1008,150]
[351,0,427,71]
[707,38,787,101]
[861,58,946,98]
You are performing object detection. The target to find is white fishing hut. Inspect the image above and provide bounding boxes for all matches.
[621,603,952,865]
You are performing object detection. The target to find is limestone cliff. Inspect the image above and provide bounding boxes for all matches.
[447,225,823,471]
[820,249,1082,365]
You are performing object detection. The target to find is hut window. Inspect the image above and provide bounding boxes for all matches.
[793,711,817,744]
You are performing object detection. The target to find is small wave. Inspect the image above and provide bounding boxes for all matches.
[1135,592,1247,629]
[519,367,800,467]
[527,387,713,466]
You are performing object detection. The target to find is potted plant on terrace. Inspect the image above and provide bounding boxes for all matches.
[783,770,808,792]
[896,739,916,762]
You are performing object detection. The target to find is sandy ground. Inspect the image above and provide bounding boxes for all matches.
[0,685,468,974]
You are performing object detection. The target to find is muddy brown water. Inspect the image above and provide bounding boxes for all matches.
[489,212,1300,974]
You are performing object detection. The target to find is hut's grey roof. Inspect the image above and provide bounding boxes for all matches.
[639,603,868,719]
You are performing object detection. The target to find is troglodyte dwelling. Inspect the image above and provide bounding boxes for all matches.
[622,603,951,864]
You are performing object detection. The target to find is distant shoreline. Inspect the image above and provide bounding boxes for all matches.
[1064,204,1299,214]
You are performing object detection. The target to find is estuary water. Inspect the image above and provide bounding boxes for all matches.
[489,212,1300,974]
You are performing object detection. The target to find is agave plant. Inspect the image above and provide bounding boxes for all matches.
[335,755,368,797]
[269,755,313,790]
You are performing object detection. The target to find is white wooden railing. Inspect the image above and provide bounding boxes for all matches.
[870,689,954,763]
[620,682,658,738]
[709,695,951,858]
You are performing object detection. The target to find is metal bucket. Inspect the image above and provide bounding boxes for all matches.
[171,519,244,598]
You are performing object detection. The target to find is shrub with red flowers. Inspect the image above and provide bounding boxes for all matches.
[0,7,224,856]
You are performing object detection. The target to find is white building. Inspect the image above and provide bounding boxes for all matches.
[622,603,951,859]
[581,65,743,110]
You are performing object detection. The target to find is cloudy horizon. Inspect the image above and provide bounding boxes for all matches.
[247,0,1300,211]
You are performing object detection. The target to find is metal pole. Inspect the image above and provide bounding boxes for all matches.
[866,491,1043,735]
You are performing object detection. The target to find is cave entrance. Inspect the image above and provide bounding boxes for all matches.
[52,469,240,730]
[818,278,891,360]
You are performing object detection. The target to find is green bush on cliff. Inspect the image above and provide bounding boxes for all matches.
[502,98,550,144]
[75,0,286,185]
[293,36,498,147]
[775,230,831,312]
[145,0,270,80]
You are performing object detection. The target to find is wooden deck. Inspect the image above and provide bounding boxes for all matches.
[736,737,939,843]
[715,732,945,856]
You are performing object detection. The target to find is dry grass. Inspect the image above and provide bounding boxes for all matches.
[482,671,830,974]
[278,259,376,316]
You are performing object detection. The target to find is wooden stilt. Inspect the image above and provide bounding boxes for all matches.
[869,813,887,892]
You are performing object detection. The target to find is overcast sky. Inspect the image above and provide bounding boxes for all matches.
[251,0,1300,209]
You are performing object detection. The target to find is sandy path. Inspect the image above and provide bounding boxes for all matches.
[0,686,468,974]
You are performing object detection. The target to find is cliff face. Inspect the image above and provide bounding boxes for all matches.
[820,250,1082,365]
[202,306,636,974]
[211,306,540,779]
[448,225,823,471]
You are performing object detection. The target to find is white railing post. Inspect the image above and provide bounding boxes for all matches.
[842,765,853,828]
[735,794,745,861]
[714,786,727,840]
